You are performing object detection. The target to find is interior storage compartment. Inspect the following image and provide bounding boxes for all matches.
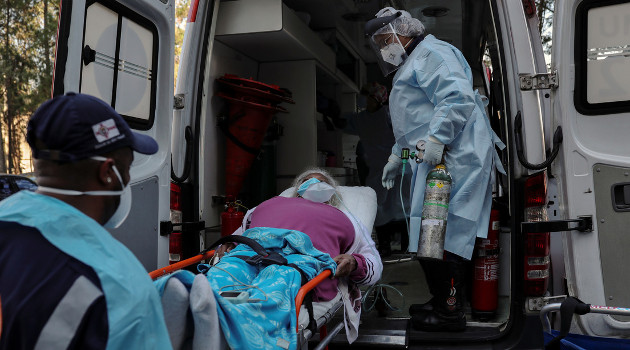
[215,0,335,74]
[205,0,363,215]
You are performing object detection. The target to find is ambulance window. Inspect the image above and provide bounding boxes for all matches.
[575,0,630,115]
[80,1,158,130]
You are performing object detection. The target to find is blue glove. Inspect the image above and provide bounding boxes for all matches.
[381,154,402,190]
[423,138,445,165]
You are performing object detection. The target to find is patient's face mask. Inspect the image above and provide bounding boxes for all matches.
[36,156,132,229]
[297,178,336,203]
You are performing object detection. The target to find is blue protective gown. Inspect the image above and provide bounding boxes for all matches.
[389,34,505,260]
[0,191,172,349]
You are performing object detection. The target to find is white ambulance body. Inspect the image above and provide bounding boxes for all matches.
[52,0,630,347]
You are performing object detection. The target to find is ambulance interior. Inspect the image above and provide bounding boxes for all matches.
[188,0,520,345]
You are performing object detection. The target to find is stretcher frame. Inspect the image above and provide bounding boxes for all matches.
[541,299,630,349]
[541,301,630,334]
[150,249,344,350]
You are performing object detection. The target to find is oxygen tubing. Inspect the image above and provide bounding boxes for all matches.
[361,283,406,312]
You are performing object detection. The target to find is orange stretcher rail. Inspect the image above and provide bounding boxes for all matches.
[295,270,332,330]
[149,250,216,280]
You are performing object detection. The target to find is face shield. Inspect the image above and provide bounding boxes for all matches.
[366,17,409,76]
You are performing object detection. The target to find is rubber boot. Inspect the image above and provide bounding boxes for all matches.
[409,258,439,315]
[411,259,467,332]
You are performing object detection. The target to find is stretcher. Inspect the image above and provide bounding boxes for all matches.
[541,297,630,349]
[150,186,377,350]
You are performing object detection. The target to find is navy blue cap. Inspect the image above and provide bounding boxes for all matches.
[27,92,158,162]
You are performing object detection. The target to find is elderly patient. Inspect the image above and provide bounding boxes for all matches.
[216,167,383,344]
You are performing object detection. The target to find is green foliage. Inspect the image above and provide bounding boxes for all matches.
[0,0,188,173]
[174,0,191,85]
[0,0,60,173]
[536,0,554,55]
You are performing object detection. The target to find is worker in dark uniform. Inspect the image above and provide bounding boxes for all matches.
[0,93,172,349]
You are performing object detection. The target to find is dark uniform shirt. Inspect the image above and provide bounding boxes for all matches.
[0,221,108,349]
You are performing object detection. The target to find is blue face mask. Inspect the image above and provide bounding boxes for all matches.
[297,178,336,203]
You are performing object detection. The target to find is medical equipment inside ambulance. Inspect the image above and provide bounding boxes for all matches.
[215,74,294,236]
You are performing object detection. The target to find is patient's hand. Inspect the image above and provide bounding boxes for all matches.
[332,254,358,279]
[216,242,237,259]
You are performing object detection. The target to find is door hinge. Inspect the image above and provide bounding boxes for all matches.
[174,94,185,110]
[521,215,592,234]
[160,220,205,236]
[519,71,558,90]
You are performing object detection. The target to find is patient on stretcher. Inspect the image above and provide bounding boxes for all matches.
[156,168,382,350]
[217,168,382,338]
[219,168,383,303]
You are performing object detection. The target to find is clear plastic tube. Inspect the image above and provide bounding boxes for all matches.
[361,283,406,312]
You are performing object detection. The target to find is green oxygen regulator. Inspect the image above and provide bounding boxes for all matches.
[401,139,426,164]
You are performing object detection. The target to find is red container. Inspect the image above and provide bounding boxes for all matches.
[218,92,286,198]
[221,204,244,237]
[471,208,500,321]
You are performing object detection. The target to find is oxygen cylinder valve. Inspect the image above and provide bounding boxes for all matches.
[400,141,431,164]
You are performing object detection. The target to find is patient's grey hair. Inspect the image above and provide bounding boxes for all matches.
[290,167,343,208]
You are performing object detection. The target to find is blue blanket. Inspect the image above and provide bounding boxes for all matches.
[207,227,337,350]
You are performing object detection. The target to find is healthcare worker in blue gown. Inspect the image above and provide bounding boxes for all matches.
[365,7,505,332]
[0,93,172,349]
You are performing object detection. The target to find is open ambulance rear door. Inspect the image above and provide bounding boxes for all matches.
[53,0,175,270]
[552,0,630,337]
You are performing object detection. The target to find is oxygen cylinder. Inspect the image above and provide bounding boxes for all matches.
[471,208,500,321]
[417,163,452,260]
[221,202,244,237]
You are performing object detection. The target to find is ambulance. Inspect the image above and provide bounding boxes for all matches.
[52,0,630,347]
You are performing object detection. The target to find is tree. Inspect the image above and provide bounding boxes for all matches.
[174,0,191,86]
[1,0,185,174]
[0,0,59,174]
[536,0,554,55]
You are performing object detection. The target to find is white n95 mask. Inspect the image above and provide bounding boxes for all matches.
[380,43,406,66]
[297,178,336,203]
[36,156,132,229]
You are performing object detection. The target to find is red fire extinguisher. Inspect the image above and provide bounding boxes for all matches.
[221,199,244,237]
[472,208,500,321]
